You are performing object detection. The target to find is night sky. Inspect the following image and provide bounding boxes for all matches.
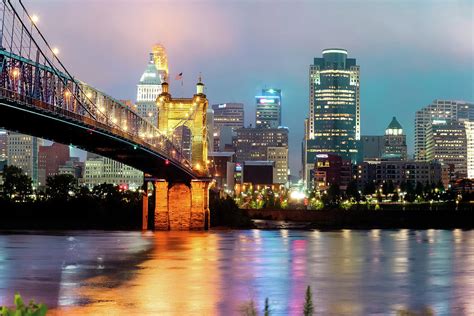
[29,0,473,175]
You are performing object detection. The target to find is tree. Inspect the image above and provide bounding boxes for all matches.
[46,174,77,200]
[346,180,361,202]
[327,183,340,205]
[415,182,424,198]
[391,191,400,202]
[1,165,32,201]
[400,181,407,193]
[382,180,394,196]
[303,286,314,316]
[92,183,122,201]
[264,298,270,316]
[363,181,376,195]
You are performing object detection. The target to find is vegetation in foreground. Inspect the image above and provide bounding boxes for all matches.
[0,294,47,316]
[238,285,434,315]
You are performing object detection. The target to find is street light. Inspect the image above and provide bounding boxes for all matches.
[52,47,59,56]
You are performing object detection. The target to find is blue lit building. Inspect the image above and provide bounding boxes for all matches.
[303,48,361,186]
[255,88,282,128]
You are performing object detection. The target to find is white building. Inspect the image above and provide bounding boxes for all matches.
[0,129,7,162]
[425,120,467,178]
[7,132,41,187]
[82,154,143,190]
[136,45,168,126]
[415,100,474,161]
[465,121,474,179]
[267,146,289,185]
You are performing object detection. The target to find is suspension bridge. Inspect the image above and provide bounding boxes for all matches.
[0,0,211,230]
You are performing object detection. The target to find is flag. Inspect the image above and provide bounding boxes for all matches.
[175,72,183,80]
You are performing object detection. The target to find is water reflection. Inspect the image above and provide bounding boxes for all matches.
[0,230,473,315]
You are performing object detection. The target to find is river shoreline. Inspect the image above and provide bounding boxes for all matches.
[245,206,474,229]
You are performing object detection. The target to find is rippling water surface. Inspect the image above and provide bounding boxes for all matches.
[0,229,473,315]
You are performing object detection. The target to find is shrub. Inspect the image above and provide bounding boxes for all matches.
[0,293,47,316]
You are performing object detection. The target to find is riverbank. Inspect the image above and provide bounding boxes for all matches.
[245,204,474,229]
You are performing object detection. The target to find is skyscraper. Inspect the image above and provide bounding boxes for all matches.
[415,100,474,161]
[136,44,168,126]
[211,103,244,151]
[304,48,360,186]
[383,116,407,160]
[255,88,281,128]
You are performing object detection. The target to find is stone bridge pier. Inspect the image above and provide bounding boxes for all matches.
[142,179,210,230]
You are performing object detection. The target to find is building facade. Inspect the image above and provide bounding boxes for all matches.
[255,88,281,129]
[82,153,143,190]
[7,132,40,187]
[415,100,473,161]
[234,127,289,163]
[356,160,442,187]
[304,48,360,186]
[267,146,288,184]
[136,45,168,126]
[38,142,70,188]
[383,116,407,160]
[361,135,384,161]
[313,154,352,192]
[242,161,275,185]
[208,151,235,190]
[425,119,467,178]
[465,121,474,179]
[211,103,244,151]
[0,129,7,163]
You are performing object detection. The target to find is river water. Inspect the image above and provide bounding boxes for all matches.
[0,229,473,315]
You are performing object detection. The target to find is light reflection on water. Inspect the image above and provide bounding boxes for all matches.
[0,230,473,315]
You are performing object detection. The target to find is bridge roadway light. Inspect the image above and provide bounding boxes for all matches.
[52,47,59,56]
[10,68,20,78]
[30,14,39,24]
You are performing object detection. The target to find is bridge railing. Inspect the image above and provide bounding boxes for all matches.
[0,0,195,173]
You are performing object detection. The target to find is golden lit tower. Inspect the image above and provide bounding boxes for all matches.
[152,44,169,79]
[157,78,209,175]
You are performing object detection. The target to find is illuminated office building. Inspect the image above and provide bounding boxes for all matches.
[383,116,407,160]
[304,48,360,186]
[415,100,474,161]
[465,121,474,179]
[136,44,168,126]
[211,103,244,151]
[82,153,143,190]
[267,146,289,184]
[425,119,467,178]
[255,88,281,129]
[7,132,40,187]
[0,129,6,162]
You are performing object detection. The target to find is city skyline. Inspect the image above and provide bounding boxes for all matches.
[27,0,473,174]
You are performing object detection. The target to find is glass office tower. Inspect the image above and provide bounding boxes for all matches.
[255,88,282,129]
[303,48,360,186]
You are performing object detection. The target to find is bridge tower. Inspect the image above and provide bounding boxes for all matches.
[157,79,209,173]
[141,78,210,231]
